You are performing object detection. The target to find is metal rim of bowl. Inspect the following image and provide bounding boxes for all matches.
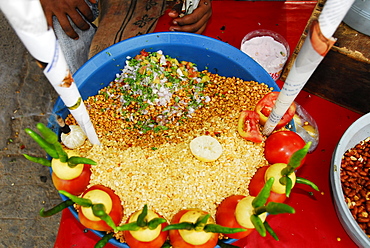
[330,113,370,248]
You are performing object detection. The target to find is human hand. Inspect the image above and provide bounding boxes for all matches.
[40,0,96,39]
[168,0,212,34]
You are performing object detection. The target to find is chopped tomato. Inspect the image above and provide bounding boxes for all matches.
[78,185,123,231]
[51,164,91,196]
[248,166,287,203]
[255,92,296,130]
[237,110,264,143]
[215,195,254,239]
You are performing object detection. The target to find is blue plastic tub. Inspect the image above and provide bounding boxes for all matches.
[50,32,280,247]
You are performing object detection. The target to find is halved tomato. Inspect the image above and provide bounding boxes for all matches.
[237,110,264,143]
[255,92,296,130]
[78,185,123,231]
[52,164,91,196]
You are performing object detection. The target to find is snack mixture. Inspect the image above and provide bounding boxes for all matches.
[66,50,273,241]
[341,137,370,237]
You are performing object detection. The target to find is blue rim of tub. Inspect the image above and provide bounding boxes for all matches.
[49,32,285,247]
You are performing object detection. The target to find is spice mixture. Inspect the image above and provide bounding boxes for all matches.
[66,50,273,241]
[341,137,370,237]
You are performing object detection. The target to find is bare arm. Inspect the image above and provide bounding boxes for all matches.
[168,0,212,34]
[40,0,96,39]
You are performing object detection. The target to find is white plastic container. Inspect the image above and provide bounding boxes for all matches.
[240,29,290,81]
[331,113,370,248]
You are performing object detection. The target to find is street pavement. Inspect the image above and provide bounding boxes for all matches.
[0,10,61,248]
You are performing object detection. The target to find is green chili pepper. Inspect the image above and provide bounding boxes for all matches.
[161,241,172,248]
[54,142,68,163]
[296,177,320,191]
[162,222,194,231]
[35,123,69,162]
[68,156,97,167]
[39,199,74,217]
[217,240,241,248]
[94,233,114,248]
[203,224,246,234]
[266,202,295,215]
[92,204,117,230]
[137,204,148,227]
[250,214,266,237]
[282,142,312,176]
[23,154,51,167]
[252,177,274,208]
[264,221,279,241]
[115,222,141,232]
[36,123,59,144]
[24,128,59,159]
[59,190,93,207]
[285,176,293,197]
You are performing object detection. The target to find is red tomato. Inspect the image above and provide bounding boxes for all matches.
[78,185,123,231]
[237,110,264,143]
[248,166,287,203]
[169,209,219,248]
[255,92,296,130]
[264,131,306,170]
[215,195,254,239]
[52,164,91,196]
[124,214,168,248]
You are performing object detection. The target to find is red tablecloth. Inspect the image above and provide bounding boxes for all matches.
[54,1,362,247]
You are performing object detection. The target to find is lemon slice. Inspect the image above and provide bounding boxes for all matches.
[190,135,223,162]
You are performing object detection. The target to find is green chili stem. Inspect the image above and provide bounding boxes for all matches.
[254,206,267,216]
[58,190,93,207]
[39,199,74,217]
[23,154,51,167]
[296,177,320,191]
[194,214,210,231]
[94,233,114,248]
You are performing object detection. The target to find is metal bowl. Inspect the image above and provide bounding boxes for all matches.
[331,113,370,248]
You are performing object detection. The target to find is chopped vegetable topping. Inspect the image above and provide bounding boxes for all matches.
[98,50,211,134]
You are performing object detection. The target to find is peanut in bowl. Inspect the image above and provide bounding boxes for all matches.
[331,112,370,248]
[49,32,281,247]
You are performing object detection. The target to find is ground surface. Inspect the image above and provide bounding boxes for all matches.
[0,11,61,248]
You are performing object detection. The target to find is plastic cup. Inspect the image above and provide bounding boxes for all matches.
[240,29,290,81]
